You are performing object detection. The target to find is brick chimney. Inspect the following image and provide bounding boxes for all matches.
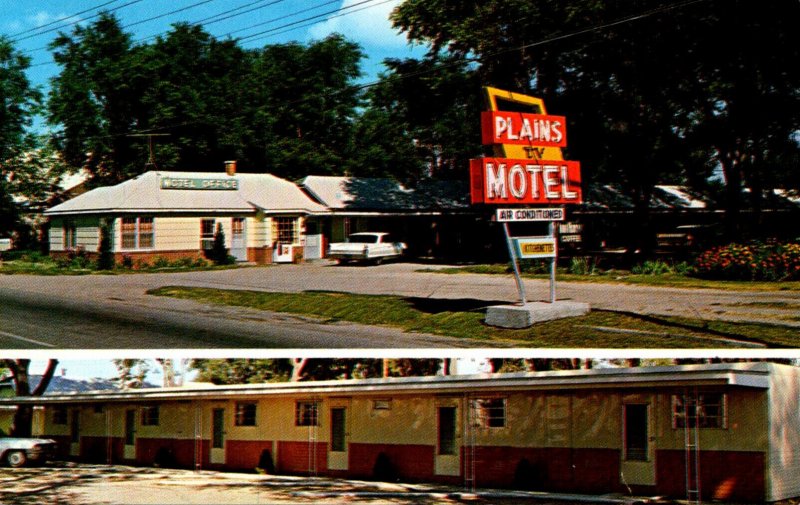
[224,160,237,176]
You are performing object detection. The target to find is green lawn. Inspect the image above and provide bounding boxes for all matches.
[148,286,799,348]
[423,265,800,291]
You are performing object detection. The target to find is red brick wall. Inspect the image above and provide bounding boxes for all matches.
[277,441,328,474]
[462,446,621,493]
[136,438,200,469]
[225,440,274,471]
[247,247,273,265]
[348,443,435,481]
[656,450,765,502]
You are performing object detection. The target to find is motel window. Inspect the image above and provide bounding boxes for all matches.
[235,402,257,426]
[53,406,68,425]
[141,405,160,426]
[63,221,77,249]
[672,393,727,429]
[121,217,154,250]
[372,399,391,411]
[201,219,215,250]
[274,217,297,245]
[295,401,319,426]
[472,398,507,428]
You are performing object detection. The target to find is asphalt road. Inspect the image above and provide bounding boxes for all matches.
[1,261,798,349]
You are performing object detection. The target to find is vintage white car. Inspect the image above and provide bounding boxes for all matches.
[328,232,407,265]
[0,436,58,467]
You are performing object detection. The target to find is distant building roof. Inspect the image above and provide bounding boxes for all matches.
[45,171,328,216]
[580,184,714,211]
[300,175,470,214]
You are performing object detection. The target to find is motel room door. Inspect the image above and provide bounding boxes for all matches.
[124,409,136,460]
[231,218,247,262]
[210,408,226,465]
[327,406,348,471]
[621,399,656,486]
[434,402,461,477]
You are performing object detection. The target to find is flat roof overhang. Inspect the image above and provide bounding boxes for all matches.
[0,364,773,406]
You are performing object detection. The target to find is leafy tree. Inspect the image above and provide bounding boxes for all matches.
[355,56,483,183]
[1,359,58,437]
[0,37,42,239]
[48,12,148,186]
[138,23,254,171]
[112,359,150,389]
[189,359,293,384]
[189,358,448,384]
[247,34,365,179]
[390,0,800,243]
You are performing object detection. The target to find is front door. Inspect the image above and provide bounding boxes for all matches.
[621,403,655,485]
[70,410,80,457]
[211,408,226,465]
[231,218,247,262]
[124,409,136,460]
[328,407,348,470]
[434,405,460,476]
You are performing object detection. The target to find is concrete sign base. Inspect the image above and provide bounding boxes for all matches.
[485,301,590,329]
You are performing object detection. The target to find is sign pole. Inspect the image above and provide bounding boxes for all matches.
[503,222,527,305]
[549,221,556,303]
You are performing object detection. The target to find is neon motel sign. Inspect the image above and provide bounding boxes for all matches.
[470,87,582,205]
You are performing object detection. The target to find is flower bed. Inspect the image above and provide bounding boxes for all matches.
[693,242,800,281]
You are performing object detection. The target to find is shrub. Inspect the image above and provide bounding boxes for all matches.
[569,256,598,275]
[121,255,134,269]
[693,241,800,281]
[631,260,674,275]
[97,224,115,270]
[208,223,234,265]
[517,259,551,274]
[152,256,171,269]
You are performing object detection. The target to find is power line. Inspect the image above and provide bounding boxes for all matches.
[46,0,712,145]
[103,0,712,139]
[12,0,146,45]
[236,0,382,44]
[24,0,318,64]
[240,0,397,46]
[8,0,124,42]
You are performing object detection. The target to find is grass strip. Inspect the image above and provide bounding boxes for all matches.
[148,287,799,348]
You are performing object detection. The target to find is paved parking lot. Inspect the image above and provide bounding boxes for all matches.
[0,463,644,505]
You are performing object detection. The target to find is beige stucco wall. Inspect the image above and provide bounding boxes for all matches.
[767,364,800,501]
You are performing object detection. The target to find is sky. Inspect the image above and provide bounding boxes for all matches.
[1,0,427,128]
[24,357,491,384]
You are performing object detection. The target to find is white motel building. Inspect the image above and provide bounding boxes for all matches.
[45,168,328,265]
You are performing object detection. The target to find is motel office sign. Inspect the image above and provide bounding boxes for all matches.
[161,177,239,190]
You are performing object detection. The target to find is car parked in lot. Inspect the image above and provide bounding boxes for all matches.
[0,436,57,467]
[328,232,407,265]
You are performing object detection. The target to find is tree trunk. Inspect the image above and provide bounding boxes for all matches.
[2,359,58,437]
[290,358,309,382]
